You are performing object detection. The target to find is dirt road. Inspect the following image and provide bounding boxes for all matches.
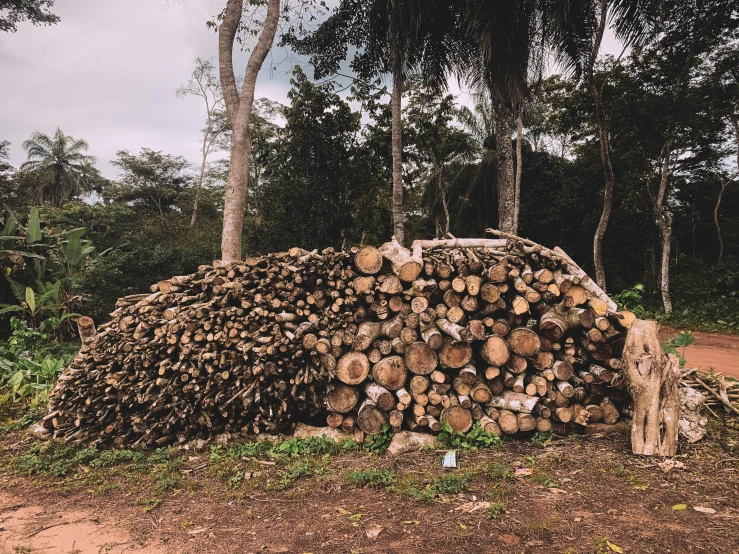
[660,327,738,378]
[3,428,739,554]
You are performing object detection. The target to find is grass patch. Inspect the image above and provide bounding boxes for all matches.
[267,456,328,491]
[486,502,506,519]
[346,468,395,487]
[135,497,162,513]
[390,472,472,502]
[439,421,503,451]
[531,470,558,488]
[484,462,515,481]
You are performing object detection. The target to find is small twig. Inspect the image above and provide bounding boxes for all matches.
[694,377,739,415]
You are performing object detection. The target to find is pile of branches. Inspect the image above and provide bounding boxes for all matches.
[44,232,635,447]
[682,369,739,417]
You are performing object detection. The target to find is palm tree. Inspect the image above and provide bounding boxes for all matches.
[21,127,96,207]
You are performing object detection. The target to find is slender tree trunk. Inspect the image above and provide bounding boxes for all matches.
[53,168,63,208]
[494,101,515,233]
[714,181,728,265]
[654,142,673,314]
[218,0,280,262]
[589,78,615,291]
[191,133,211,228]
[391,71,404,245]
[513,113,523,234]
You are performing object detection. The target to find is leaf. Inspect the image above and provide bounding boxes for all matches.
[459,523,467,529]
[5,276,28,304]
[672,504,687,511]
[335,507,351,515]
[401,520,420,525]
[27,207,41,244]
[693,506,716,514]
[346,513,364,522]
[606,541,624,553]
[65,229,85,267]
[25,287,36,314]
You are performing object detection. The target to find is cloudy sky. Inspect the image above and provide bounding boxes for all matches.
[1,1,623,178]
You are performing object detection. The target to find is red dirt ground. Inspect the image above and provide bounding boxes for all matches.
[2,426,739,554]
[660,327,739,378]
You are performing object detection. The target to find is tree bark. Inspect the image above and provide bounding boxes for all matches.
[391,70,405,245]
[218,0,280,262]
[654,142,673,314]
[716,116,739,264]
[589,77,614,292]
[513,113,523,234]
[623,319,679,456]
[191,132,210,227]
[494,101,515,233]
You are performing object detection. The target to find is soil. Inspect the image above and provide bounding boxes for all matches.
[660,327,739,378]
[2,422,739,554]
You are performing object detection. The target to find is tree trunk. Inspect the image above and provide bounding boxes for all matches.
[589,78,615,292]
[391,71,404,245]
[513,113,523,234]
[218,0,280,262]
[654,142,673,314]
[494,101,515,233]
[623,319,679,456]
[191,131,210,228]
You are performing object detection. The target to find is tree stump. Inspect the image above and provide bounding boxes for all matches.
[623,319,679,456]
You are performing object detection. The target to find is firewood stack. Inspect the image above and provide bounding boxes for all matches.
[44,232,635,447]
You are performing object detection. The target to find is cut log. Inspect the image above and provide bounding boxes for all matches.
[440,405,473,433]
[372,356,407,390]
[336,352,370,385]
[355,246,383,275]
[364,382,395,411]
[481,335,510,366]
[507,327,541,357]
[497,409,519,434]
[327,384,360,413]
[404,342,438,375]
[486,391,539,413]
[357,399,389,435]
[439,340,473,369]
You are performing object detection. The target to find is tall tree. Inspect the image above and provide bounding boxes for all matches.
[544,0,661,291]
[110,149,192,217]
[177,58,229,227]
[20,128,96,207]
[0,0,58,33]
[289,0,461,245]
[216,0,281,262]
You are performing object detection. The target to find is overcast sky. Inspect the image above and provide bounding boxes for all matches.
[1,1,623,178]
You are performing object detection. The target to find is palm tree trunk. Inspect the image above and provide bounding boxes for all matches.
[494,101,515,233]
[219,0,280,262]
[391,70,404,245]
[513,113,523,234]
[53,168,63,208]
[589,77,615,291]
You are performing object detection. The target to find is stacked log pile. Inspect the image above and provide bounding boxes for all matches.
[45,232,635,447]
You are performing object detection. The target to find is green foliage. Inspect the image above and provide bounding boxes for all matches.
[363,424,394,454]
[0,0,60,33]
[486,502,507,519]
[1,206,101,335]
[662,330,696,368]
[531,471,558,488]
[531,430,555,447]
[346,468,396,487]
[438,421,503,451]
[484,462,515,481]
[0,318,66,403]
[614,284,646,317]
[400,473,473,501]
[271,435,344,458]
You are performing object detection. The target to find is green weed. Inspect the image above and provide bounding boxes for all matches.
[439,421,503,451]
[346,468,395,487]
[486,502,506,519]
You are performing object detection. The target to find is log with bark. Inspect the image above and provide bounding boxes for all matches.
[45,234,661,454]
